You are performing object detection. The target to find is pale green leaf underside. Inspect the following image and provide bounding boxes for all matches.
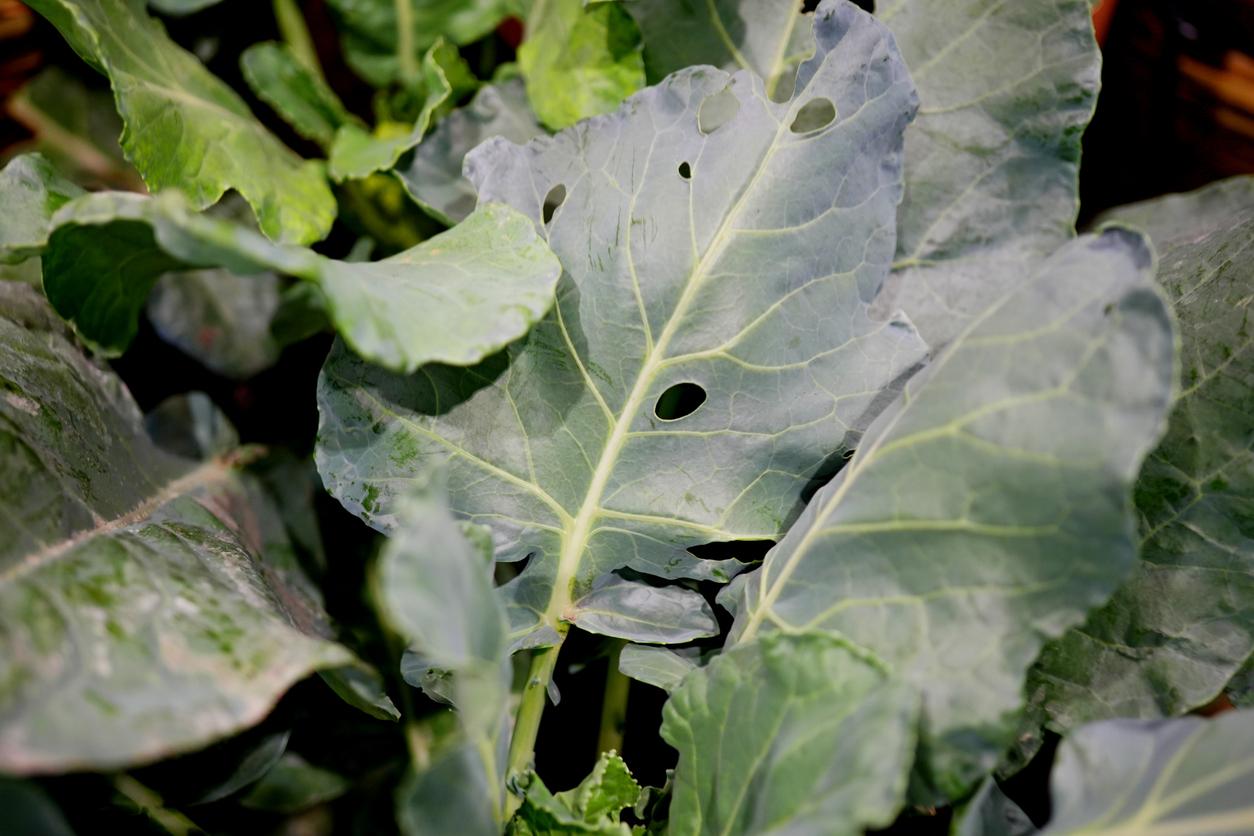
[568,576,720,644]
[1025,177,1254,730]
[316,2,925,649]
[0,289,355,774]
[618,0,814,101]
[1043,711,1254,834]
[956,778,1036,836]
[519,0,645,130]
[661,633,919,836]
[0,153,84,265]
[729,229,1177,797]
[26,0,336,245]
[37,189,560,372]
[876,0,1100,347]
[399,78,546,226]
[618,644,700,692]
[241,42,362,149]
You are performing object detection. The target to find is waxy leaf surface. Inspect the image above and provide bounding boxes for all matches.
[727,230,1177,797]
[661,633,919,836]
[0,153,84,264]
[26,0,336,245]
[316,2,926,648]
[399,78,545,226]
[1025,177,1254,731]
[1043,711,1254,834]
[0,288,357,774]
[877,0,1101,346]
[36,189,560,372]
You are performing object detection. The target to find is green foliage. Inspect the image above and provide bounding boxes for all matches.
[3,0,1252,833]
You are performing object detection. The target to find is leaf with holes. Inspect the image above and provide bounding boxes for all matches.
[316,2,925,655]
[24,0,336,245]
[0,285,372,774]
[722,229,1177,798]
[1022,176,1254,736]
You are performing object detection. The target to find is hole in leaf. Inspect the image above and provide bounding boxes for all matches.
[678,161,692,179]
[542,184,566,225]
[790,98,837,133]
[654,382,706,420]
[698,86,740,134]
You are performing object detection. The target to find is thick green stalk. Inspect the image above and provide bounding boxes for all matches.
[272,0,323,80]
[505,641,562,816]
[597,642,630,755]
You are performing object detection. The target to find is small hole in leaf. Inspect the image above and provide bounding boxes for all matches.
[542,184,566,225]
[790,98,837,133]
[698,86,740,134]
[678,161,692,179]
[654,382,707,420]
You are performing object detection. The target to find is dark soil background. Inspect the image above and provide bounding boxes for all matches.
[1,0,1251,833]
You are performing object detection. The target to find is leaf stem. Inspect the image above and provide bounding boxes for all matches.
[272,0,323,81]
[505,641,562,816]
[597,641,630,756]
[113,775,201,836]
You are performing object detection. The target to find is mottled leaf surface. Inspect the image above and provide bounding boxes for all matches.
[519,0,645,130]
[241,42,362,149]
[1026,177,1254,731]
[661,633,919,836]
[399,78,545,225]
[26,0,336,244]
[0,153,84,264]
[877,0,1100,346]
[619,0,814,99]
[728,230,1177,797]
[1043,711,1254,834]
[317,2,925,650]
[38,191,560,372]
[0,289,356,774]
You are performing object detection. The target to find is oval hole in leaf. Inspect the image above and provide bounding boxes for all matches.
[542,184,567,226]
[678,161,692,180]
[698,86,740,134]
[654,382,707,420]
[790,98,837,133]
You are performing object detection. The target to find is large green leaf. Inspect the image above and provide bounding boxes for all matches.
[726,229,1178,797]
[25,0,336,245]
[519,0,645,130]
[876,0,1101,346]
[316,2,926,649]
[1023,177,1254,731]
[660,633,919,836]
[241,42,363,150]
[325,0,517,89]
[377,486,511,834]
[398,78,545,226]
[36,188,560,372]
[0,286,360,774]
[1043,711,1254,834]
[0,153,84,265]
[617,0,813,100]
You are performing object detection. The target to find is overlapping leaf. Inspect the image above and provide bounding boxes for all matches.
[1043,711,1254,834]
[316,1,926,649]
[876,0,1101,346]
[399,78,545,225]
[725,229,1177,797]
[241,42,363,149]
[0,153,84,264]
[32,186,559,372]
[26,0,336,245]
[661,633,919,836]
[1024,177,1254,731]
[0,286,362,774]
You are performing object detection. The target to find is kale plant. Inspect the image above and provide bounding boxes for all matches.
[1,0,1251,833]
